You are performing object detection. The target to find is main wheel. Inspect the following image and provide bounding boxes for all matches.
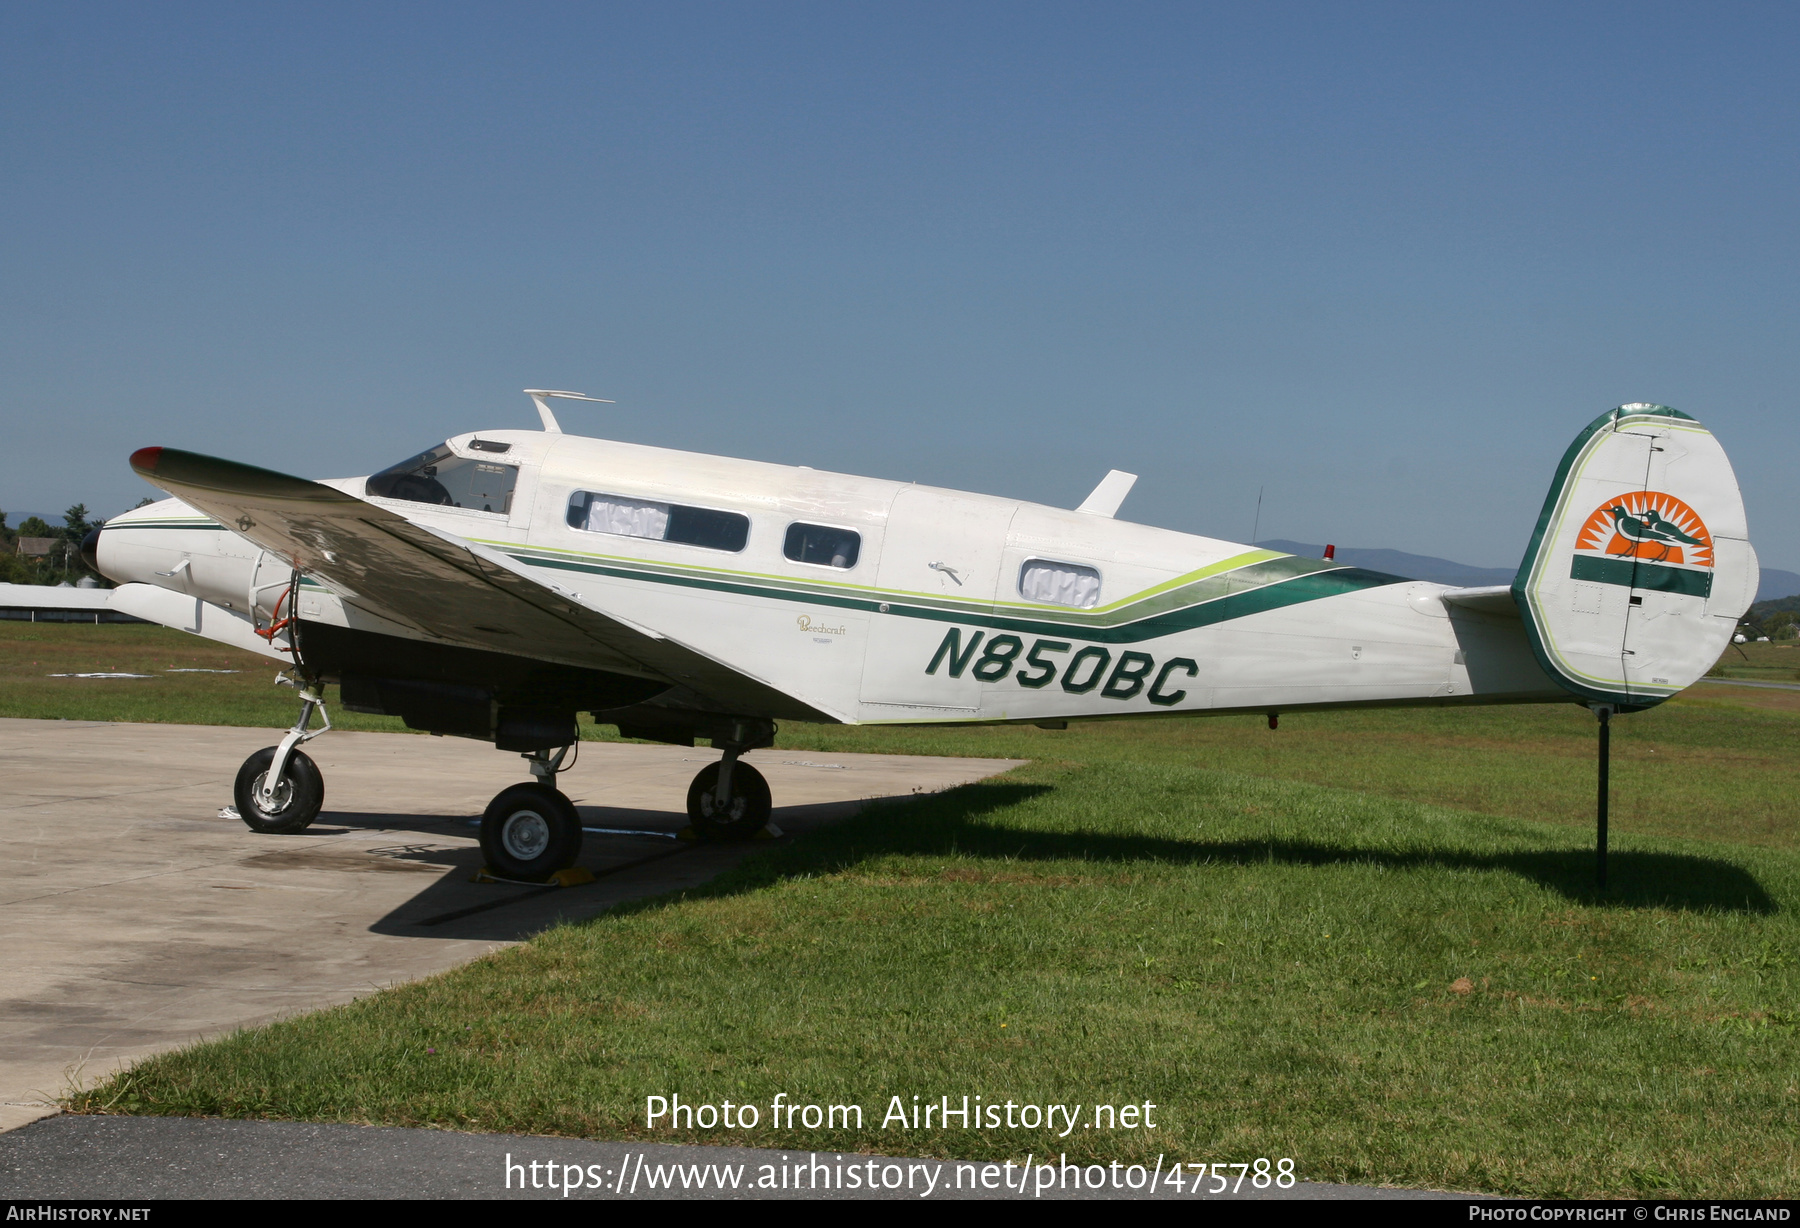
[686,761,771,841]
[479,783,583,882]
[233,746,325,834]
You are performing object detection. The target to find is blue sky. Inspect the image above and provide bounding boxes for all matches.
[3,2,1796,570]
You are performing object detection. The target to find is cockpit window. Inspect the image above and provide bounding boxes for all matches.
[366,444,518,514]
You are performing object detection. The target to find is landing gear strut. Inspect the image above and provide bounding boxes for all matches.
[479,744,583,882]
[686,720,775,841]
[233,682,329,834]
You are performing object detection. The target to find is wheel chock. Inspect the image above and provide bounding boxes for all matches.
[472,866,596,887]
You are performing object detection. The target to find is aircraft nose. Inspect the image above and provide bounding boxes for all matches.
[80,526,103,574]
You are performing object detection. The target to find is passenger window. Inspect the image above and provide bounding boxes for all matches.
[784,523,860,569]
[1019,559,1101,608]
[567,491,749,553]
[366,444,518,514]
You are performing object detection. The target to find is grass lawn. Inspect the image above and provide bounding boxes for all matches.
[1709,639,1800,686]
[11,623,1800,1196]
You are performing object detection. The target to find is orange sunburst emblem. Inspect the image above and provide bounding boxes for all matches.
[1574,491,1713,568]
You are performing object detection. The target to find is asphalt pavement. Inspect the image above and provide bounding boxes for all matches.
[0,1116,1459,1200]
[0,718,1021,1132]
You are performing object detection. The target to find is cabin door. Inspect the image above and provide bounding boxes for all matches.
[859,488,1014,715]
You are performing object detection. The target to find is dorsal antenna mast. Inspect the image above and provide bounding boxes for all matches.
[523,389,614,433]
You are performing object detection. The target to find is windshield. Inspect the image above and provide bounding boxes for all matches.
[365,444,518,514]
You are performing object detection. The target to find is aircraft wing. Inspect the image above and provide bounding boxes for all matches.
[128,447,839,722]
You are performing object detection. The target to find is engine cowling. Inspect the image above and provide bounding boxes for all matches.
[93,497,291,617]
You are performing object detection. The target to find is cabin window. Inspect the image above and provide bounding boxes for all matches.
[366,444,518,514]
[1019,559,1101,608]
[566,491,749,552]
[784,523,860,569]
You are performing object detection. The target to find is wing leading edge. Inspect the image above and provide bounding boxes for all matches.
[127,447,839,722]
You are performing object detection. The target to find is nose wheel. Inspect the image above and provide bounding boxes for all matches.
[233,745,325,833]
[232,683,329,834]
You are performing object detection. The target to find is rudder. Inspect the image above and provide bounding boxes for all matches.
[1512,403,1758,710]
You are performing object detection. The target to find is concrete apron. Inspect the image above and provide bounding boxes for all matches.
[0,717,1024,1131]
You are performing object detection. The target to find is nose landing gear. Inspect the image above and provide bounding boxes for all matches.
[478,744,584,882]
[232,683,329,833]
[685,719,775,841]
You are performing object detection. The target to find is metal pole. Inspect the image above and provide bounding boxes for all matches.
[1596,705,1611,889]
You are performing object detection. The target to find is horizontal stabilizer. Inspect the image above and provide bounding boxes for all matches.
[1439,586,1519,616]
[1076,470,1138,517]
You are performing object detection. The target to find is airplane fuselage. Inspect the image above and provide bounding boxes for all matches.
[97,425,1567,736]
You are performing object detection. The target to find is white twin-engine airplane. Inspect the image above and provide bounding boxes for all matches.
[89,394,1757,882]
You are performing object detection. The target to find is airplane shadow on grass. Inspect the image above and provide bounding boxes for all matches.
[740,781,1780,916]
[336,779,1775,942]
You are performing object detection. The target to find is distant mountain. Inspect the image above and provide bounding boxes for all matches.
[1256,540,1800,604]
[1760,568,1800,603]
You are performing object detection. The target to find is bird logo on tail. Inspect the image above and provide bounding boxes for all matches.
[1576,492,1713,568]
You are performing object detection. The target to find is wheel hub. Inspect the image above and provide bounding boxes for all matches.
[699,791,745,823]
[251,771,293,815]
[501,809,551,860]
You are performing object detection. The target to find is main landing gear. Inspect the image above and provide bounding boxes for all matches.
[685,719,775,842]
[230,692,778,873]
[232,682,329,834]
[479,744,584,883]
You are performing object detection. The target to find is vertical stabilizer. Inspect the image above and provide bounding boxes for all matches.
[1512,404,1758,710]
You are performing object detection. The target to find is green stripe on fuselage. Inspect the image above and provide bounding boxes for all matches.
[105,518,1405,640]
[511,548,1404,644]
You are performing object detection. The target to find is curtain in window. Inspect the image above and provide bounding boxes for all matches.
[1019,560,1101,608]
[584,495,671,540]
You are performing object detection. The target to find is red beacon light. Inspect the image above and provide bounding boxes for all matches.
[1323,544,1336,560]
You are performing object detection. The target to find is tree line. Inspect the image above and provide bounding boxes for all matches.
[0,499,153,586]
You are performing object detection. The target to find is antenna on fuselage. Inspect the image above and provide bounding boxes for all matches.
[523,389,614,433]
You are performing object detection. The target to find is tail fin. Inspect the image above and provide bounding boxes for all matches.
[1512,403,1758,711]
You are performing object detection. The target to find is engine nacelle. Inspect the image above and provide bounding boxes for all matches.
[94,497,292,618]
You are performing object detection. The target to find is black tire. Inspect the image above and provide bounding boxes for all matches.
[686,761,772,841]
[233,746,325,834]
[479,783,583,882]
